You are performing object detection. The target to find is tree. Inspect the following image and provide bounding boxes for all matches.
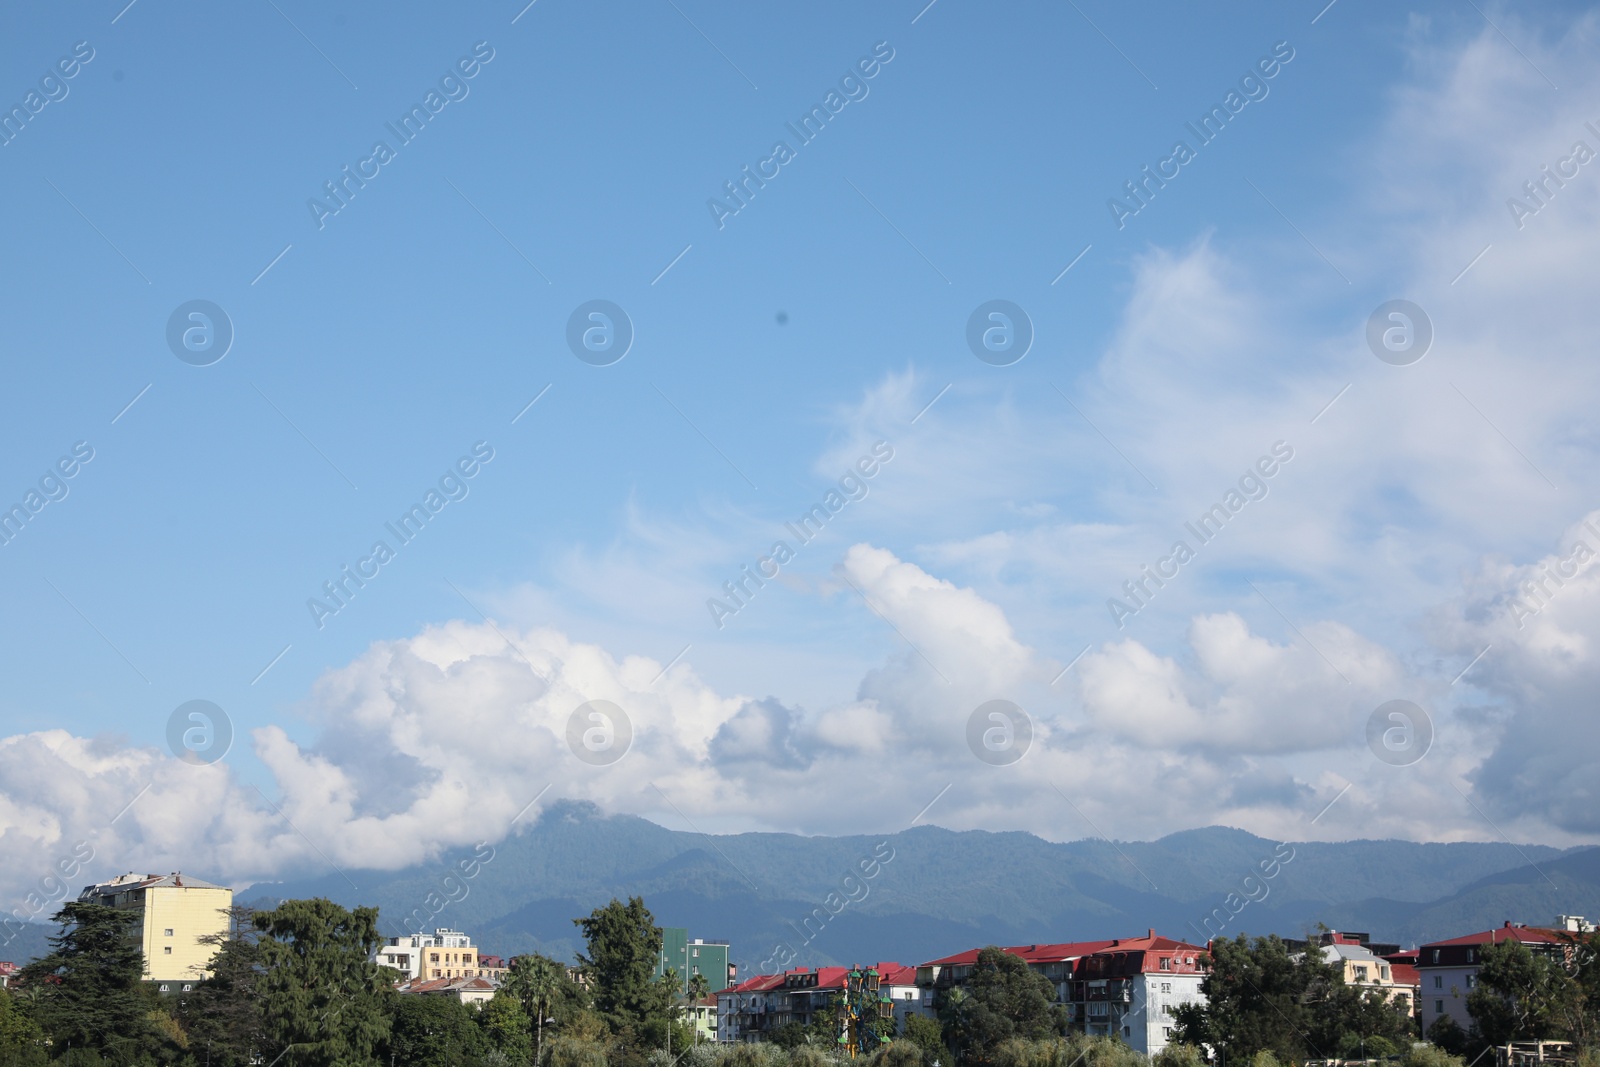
[174,903,266,1067]
[480,991,537,1066]
[875,1040,927,1067]
[939,947,1066,1066]
[1426,1015,1468,1056]
[0,984,47,1066]
[385,993,491,1067]
[1469,938,1578,1048]
[1404,1044,1467,1067]
[19,900,153,1059]
[903,1013,947,1065]
[574,898,674,1033]
[546,1033,610,1067]
[769,1021,814,1049]
[1172,934,1342,1063]
[1311,978,1416,1056]
[1151,1044,1206,1067]
[253,897,393,1067]
[504,953,587,1065]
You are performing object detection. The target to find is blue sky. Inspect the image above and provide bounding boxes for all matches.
[4,0,1600,892]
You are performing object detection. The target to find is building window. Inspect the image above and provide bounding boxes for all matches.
[159,984,170,992]
[1436,1001,1444,1014]
[1161,983,1171,994]
[1160,958,1170,970]
[693,948,700,958]
[1434,976,1443,989]
[182,984,193,991]
[164,928,174,937]
[1467,975,1476,989]
[164,947,172,955]
[1164,1028,1173,1038]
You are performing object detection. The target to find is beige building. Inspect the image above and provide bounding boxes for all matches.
[78,872,232,991]
[376,928,483,980]
[1317,934,1412,1010]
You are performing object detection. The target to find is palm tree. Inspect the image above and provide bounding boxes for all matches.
[505,954,568,1067]
[686,973,712,1042]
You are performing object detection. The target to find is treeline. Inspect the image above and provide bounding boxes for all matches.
[0,894,699,1067]
[9,902,1600,1067]
[1170,932,1600,1067]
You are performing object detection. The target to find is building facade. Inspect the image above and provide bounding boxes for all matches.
[657,927,734,995]
[1418,922,1571,1034]
[917,933,1205,1057]
[1315,933,1415,1013]
[717,963,927,1044]
[687,994,718,1042]
[396,975,498,1005]
[376,928,483,980]
[77,872,232,991]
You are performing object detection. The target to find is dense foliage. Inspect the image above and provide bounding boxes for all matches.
[940,946,1069,1066]
[1463,932,1600,1056]
[1170,934,1415,1063]
[24,907,1600,1067]
[3,893,695,1066]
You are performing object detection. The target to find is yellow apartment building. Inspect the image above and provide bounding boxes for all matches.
[78,872,232,991]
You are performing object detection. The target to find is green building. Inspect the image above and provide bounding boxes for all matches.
[656,927,734,994]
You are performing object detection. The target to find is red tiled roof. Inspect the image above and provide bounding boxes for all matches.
[1423,923,1568,949]
[720,962,915,994]
[921,940,1118,967]
[399,975,497,995]
[1390,964,1421,987]
[719,972,786,995]
[923,933,1201,971]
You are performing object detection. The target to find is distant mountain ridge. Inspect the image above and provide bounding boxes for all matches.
[221,801,1600,976]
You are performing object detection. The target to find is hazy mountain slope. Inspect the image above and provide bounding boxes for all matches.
[228,800,1590,974]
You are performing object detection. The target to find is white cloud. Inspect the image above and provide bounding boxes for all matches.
[9,11,1600,910]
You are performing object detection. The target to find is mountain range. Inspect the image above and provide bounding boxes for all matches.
[236,801,1600,974]
[8,800,1595,972]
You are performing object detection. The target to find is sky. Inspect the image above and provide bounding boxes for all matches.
[2,0,1600,903]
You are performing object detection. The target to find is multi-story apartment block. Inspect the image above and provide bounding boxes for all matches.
[656,927,735,995]
[718,972,786,1043]
[1312,932,1415,1013]
[717,963,926,1043]
[917,932,1205,1057]
[1071,933,1205,1055]
[1418,921,1571,1035]
[77,872,232,992]
[376,928,483,980]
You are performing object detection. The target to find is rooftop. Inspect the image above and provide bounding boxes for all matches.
[81,872,227,894]
[1422,921,1569,950]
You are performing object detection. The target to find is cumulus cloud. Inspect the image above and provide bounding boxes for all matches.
[8,11,1600,910]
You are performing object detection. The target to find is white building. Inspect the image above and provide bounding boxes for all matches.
[1418,921,1570,1035]
[375,928,484,981]
[918,932,1205,1058]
